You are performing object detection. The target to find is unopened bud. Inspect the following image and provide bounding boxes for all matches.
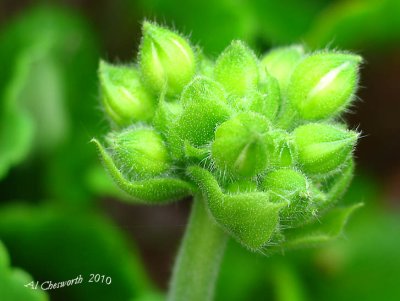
[292,123,359,175]
[262,168,308,199]
[139,22,195,96]
[211,112,270,177]
[181,76,226,108]
[261,45,304,90]
[107,127,170,178]
[287,52,362,120]
[99,61,155,126]
[214,41,259,96]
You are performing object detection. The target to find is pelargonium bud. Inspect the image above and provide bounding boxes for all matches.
[139,21,195,96]
[99,61,155,126]
[287,52,362,120]
[262,168,308,199]
[175,79,230,148]
[214,40,259,96]
[261,45,304,90]
[175,99,231,148]
[107,127,171,178]
[180,76,226,108]
[230,71,281,121]
[292,123,359,175]
[211,112,270,178]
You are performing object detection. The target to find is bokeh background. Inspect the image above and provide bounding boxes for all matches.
[0,0,399,301]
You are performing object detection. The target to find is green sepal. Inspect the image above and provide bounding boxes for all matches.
[319,160,355,210]
[91,138,193,203]
[183,141,209,162]
[266,129,296,168]
[188,166,285,251]
[281,203,363,249]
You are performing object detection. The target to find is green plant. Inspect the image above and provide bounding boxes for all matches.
[93,22,363,301]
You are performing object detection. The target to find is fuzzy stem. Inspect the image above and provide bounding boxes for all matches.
[167,195,228,301]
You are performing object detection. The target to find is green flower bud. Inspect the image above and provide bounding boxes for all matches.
[230,72,281,121]
[153,100,184,160]
[139,22,195,96]
[211,112,270,178]
[292,123,359,175]
[262,168,312,225]
[266,130,295,168]
[287,52,362,120]
[214,41,259,96]
[99,61,155,126]
[107,127,171,178]
[176,100,231,148]
[261,45,304,90]
[180,76,226,108]
[262,168,308,199]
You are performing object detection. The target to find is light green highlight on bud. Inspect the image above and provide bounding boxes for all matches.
[293,123,358,175]
[214,41,259,96]
[211,112,270,177]
[108,127,171,178]
[261,45,304,90]
[139,21,195,96]
[99,61,155,126]
[181,76,226,108]
[287,52,362,120]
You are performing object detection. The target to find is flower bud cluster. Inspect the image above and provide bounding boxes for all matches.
[94,22,362,251]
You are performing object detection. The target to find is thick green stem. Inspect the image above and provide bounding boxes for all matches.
[167,195,228,301]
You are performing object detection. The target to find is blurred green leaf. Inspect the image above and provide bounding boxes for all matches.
[0,203,155,301]
[306,0,400,49]
[0,240,48,301]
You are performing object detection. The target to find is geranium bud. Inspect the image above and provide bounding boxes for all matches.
[214,40,259,96]
[175,100,230,148]
[261,45,304,90]
[262,168,308,199]
[153,100,183,160]
[287,52,362,120]
[211,112,270,178]
[231,71,281,121]
[99,61,155,126]
[139,21,195,96]
[180,76,226,108]
[292,123,359,175]
[107,127,171,178]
